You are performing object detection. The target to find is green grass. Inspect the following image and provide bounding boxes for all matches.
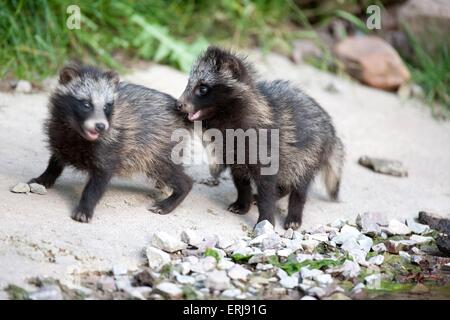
[0,0,303,81]
[1,0,448,109]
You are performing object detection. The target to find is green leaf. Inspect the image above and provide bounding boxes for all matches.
[205,248,221,263]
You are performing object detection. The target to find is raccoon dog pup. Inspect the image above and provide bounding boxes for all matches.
[177,46,344,229]
[30,64,193,222]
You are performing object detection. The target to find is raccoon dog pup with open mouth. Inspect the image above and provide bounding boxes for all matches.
[177,46,344,229]
[30,64,192,222]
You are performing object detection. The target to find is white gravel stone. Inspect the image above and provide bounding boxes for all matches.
[179,262,191,275]
[368,255,384,265]
[300,267,323,280]
[256,263,273,271]
[313,273,333,286]
[332,225,361,244]
[329,218,347,230]
[307,233,329,242]
[410,235,434,244]
[299,239,319,253]
[218,237,235,249]
[405,218,430,235]
[176,274,196,285]
[277,248,293,257]
[29,183,47,195]
[155,282,183,299]
[351,283,365,293]
[15,80,32,93]
[249,233,269,245]
[221,288,241,298]
[341,239,367,264]
[217,258,235,270]
[292,231,304,240]
[384,219,411,235]
[204,270,230,291]
[261,233,282,250]
[399,251,411,263]
[11,182,30,193]
[248,254,265,264]
[283,228,294,239]
[372,243,387,253]
[411,255,424,265]
[228,265,251,281]
[339,260,361,278]
[29,285,62,300]
[357,234,373,252]
[152,231,187,253]
[146,246,171,270]
[181,229,203,247]
[296,253,313,262]
[364,274,381,289]
[254,220,275,236]
[262,249,277,257]
[280,276,299,289]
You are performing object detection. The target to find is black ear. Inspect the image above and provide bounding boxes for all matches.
[59,64,81,85]
[105,70,120,86]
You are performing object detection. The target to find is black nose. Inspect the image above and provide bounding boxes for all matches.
[95,123,106,133]
[176,101,184,111]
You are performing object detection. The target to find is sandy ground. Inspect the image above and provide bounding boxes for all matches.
[0,52,449,289]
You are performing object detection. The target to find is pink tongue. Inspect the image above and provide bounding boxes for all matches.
[188,110,201,121]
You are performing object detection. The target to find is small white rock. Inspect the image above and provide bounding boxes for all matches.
[155,282,183,299]
[228,265,251,281]
[329,218,347,230]
[300,267,323,280]
[29,183,47,195]
[399,251,411,263]
[372,243,387,253]
[364,274,381,289]
[261,233,282,250]
[204,270,230,291]
[112,265,128,277]
[221,288,241,298]
[254,220,275,236]
[283,228,294,239]
[146,246,171,270]
[277,248,293,257]
[217,259,235,270]
[15,80,32,93]
[313,273,333,286]
[299,239,319,253]
[11,182,30,193]
[218,237,235,249]
[406,218,430,235]
[339,260,361,278]
[351,283,365,293]
[410,235,434,245]
[256,263,273,271]
[384,219,411,236]
[332,225,361,244]
[176,274,196,285]
[280,275,299,289]
[368,255,384,265]
[180,229,203,247]
[152,231,187,253]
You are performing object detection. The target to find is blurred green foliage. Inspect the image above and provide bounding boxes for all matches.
[0,0,447,109]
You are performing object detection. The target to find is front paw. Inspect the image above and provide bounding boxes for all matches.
[284,217,301,230]
[228,201,251,215]
[71,208,93,223]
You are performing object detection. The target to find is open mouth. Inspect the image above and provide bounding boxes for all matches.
[188,110,203,121]
[187,108,214,122]
[83,129,100,141]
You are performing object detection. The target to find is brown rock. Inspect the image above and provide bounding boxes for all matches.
[334,36,410,90]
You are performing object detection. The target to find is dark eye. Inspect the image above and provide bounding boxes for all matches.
[196,85,210,97]
[82,101,92,110]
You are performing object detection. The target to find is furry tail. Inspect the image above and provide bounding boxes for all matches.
[323,137,345,200]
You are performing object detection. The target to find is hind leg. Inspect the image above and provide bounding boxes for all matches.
[149,165,193,215]
[284,181,311,230]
